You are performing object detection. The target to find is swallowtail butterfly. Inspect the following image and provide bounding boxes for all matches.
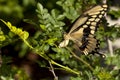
[59,4,108,56]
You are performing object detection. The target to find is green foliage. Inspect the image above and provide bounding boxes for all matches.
[0,0,120,80]
[56,0,79,20]
[0,56,14,80]
[109,9,120,19]
[0,0,23,23]
[0,29,6,42]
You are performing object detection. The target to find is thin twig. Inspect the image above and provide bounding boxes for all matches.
[104,9,114,56]
[49,61,58,80]
[107,38,113,56]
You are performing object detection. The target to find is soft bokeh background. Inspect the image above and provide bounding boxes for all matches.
[0,0,120,80]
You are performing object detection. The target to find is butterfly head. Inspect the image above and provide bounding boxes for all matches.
[59,33,71,48]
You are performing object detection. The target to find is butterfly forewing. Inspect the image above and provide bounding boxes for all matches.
[69,17,88,34]
[86,5,107,14]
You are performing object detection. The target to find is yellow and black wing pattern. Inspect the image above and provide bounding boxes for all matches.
[59,4,108,56]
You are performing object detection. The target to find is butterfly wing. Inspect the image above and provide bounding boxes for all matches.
[59,4,108,55]
[69,4,107,34]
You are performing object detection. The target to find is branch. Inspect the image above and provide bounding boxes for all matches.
[49,61,58,80]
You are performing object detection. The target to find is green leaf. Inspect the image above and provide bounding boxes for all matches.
[40,24,46,31]
[44,44,50,52]
[51,9,58,19]
[57,14,65,20]
[37,3,43,13]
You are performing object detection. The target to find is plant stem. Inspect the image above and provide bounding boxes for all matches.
[34,49,80,75]
[50,60,80,75]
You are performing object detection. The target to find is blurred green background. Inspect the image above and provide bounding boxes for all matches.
[0,0,120,80]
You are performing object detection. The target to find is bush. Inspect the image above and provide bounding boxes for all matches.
[0,0,120,80]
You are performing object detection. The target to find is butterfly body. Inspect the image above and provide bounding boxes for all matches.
[59,4,108,55]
